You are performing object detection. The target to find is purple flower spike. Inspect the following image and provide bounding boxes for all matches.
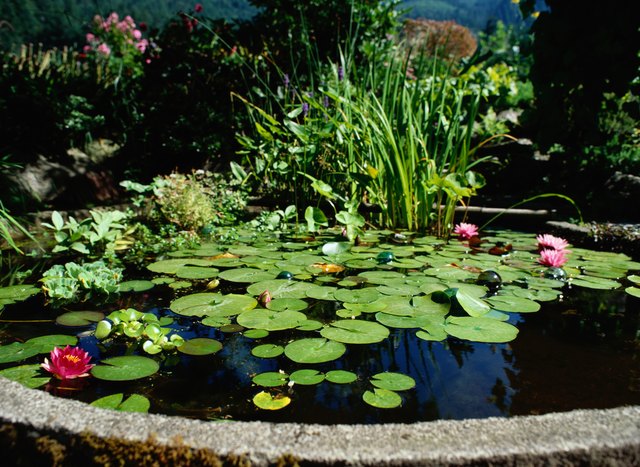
[302,102,309,117]
[338,66,344,81]
[283,73,290,88]
[323,95,329,108]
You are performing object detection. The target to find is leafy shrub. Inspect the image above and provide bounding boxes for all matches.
[402,19,477,62]
[41,210,132,258]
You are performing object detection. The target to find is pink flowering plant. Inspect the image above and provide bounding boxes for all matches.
[454,222,479,240]
[537,249,569,268]
[84,12,152,80]
[41,345,94,380]
[536,234,569,251]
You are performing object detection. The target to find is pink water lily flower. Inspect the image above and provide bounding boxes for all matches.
[536,234,569,251]
[454,222,479,239]
[41,345,94,380]
[538,249,569,268]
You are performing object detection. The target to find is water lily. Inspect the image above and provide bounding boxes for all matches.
[41,345,94,380]
[536,234,568,251]
[258,290,272,307]
[538,249,569,268]
[454,222,479,239]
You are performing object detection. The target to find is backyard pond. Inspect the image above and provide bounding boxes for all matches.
[1,228,639,424]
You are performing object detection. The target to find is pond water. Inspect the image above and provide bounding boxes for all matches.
[1,229,639,424]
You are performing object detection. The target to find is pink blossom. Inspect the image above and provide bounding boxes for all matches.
[83,45,91,52]
[85,32,96,43]
[107,12,119,25]
[97,43,111,56]
[135,39,148,53]
[258,290,272,307]
[536,234,568,251]
[117,21,130,33]
[41,345,94,380]
[538,249,569,267]
[454,222,479,239]
[195,3,203,13]
[133,29,142,40]
[124,15,135,26]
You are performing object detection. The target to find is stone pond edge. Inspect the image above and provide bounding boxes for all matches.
[1,378,638,465]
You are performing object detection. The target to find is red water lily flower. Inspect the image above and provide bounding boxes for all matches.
[454,222,479,240]
[536,234,568,251]
[538,249,569,268]
[41,345,94,380]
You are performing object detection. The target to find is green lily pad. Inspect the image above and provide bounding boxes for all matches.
[375,312,436,329]
[55,311,105,327]
[0,364,49,388]
[628,275,640,285]
[178,338,223,356]
[570,276,621,290]
[289,369,325,385]
[201,316,231,328]
[151,277,175,285]
[343,299,389,313]
[90,393,150,413]
[0,342,40,364]
[237,309,307,331]
[455,289,491,317]
[266,298,308,312]
[625,286,640,298]
[218,268,275,283]
[169,281,192,289]
[284,338,346,364]
[252,371,289,387]
[0,284,40,302]
[334,288,382,304]
[325,370,358,384]
[370,372,416,391]
[117,280,155,292]
[362,388,402,409]
[252,344,284,358]
[305,286,338,301]
[486,295,541,313]
[253,391,291,410]
[445,316,519,343]
[296,320,324,331]
[247,280,316,299]
[244,329,269,339]
[25,334,78,353]
[175,266,219,280]
[91,356,159,381]
[147,258,216,274]
[357,270,405,285]
[170,293,257,317]
[320,319,390,344]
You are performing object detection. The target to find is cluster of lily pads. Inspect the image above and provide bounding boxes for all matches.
[0,227,638,413]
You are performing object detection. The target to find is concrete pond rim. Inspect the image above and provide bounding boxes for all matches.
[1,377,639,465]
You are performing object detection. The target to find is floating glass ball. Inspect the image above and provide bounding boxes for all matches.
[544,267,567,281]
[477,270,502,289]
[376,251,395,264]
[276,271,294,280]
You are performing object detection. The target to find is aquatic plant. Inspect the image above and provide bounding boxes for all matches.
[40,261,123,301]
[538,248,569,268]
[454,222,479,239]
[41,345,94,380]
[536,234,568,251]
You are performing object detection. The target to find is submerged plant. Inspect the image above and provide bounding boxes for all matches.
[41,345,94,380]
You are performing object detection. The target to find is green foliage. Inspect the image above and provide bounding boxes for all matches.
[122,171,248,232]
[0,202,35,254]
[95,308,184,355]
[41,209,132,258]
[40,260,122,301]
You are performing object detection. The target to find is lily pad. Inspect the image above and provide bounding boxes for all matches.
[252,371,289,387]
[91,356,159,381]
[117,280,155,292]
[320,319,390,344]
[55,311,105,327]
[284,338,346,363]
[244,329,269,339]
[253,391,291,410]
[252,344,284,358]
[178,338,223,356]
[26,334,78,353]
[455,289,491,317]
[147,258,216,274]
[445,316,519,343]
[175,266,219,280]
[90,393,150,413]
[625,286,640,299]
[247,280,316,299]
[362,388,402,409]
[289,369,325,385]
[169,281,192,289]
[325,370,358,384]
[322,242,351,256]
[570,276,621,290]
[201,316,231,328]
[0,284,40,302]
[170,293,257,317]
[486,295,541,313]
[370,372,416,391]
[218,268,274,283]
[0,364,49,388]
[334,288,382,304]
[266,298,308,312]
[237,309,307,331]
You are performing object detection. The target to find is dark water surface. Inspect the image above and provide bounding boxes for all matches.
[1,282,638,424]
